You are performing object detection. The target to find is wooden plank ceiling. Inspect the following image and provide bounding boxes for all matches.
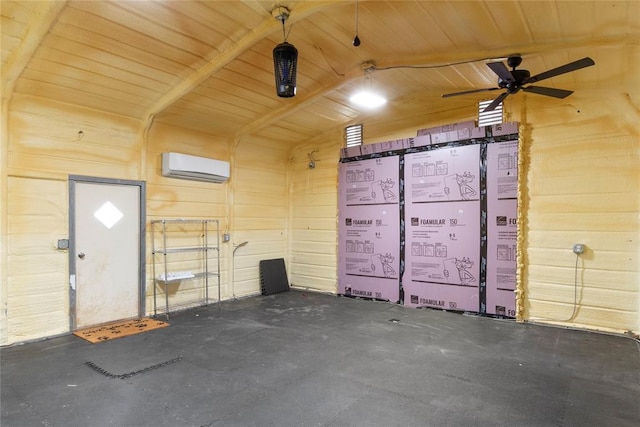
[2,1,637,144]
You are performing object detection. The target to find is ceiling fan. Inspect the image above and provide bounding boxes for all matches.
[442,54,595,112]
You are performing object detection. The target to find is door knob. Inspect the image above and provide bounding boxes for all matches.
[78,252,85,259]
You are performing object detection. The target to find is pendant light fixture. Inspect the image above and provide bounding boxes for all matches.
[352,0,361,46]
[350,62,387,109]
[272,7,298,98]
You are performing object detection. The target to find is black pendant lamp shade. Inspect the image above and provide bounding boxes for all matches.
[273,41,298,98]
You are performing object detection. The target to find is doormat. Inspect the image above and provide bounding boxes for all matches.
[73,318,169,343]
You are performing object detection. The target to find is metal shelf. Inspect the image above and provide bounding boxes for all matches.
[153,246,219,254]
[150,219,219,225]
[151,219,221,318]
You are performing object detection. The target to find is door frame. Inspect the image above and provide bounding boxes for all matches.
[68,175,146,330]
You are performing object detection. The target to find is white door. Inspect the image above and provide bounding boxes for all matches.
[72,180,143,329]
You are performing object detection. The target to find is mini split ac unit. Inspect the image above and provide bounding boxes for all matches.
[162,152,230,183]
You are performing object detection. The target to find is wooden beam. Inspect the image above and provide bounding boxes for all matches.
[142,1,349,124]
[239,0,272,16]
[236,35,632,138]
[142,1,350,205]
[234,71,358,140]
[1,0,68,100]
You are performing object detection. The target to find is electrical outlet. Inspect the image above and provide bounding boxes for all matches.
[223,233,230,242]
[573,243,585,255]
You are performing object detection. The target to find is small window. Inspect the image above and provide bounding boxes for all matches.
[478,100,503,127]
[345,124,363,147]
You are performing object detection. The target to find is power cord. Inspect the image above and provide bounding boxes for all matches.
[516,250,639,343]
[564,252,580,322]
[527,251,581,323]
[374,56,508,71]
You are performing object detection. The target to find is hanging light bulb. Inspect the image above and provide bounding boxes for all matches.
[350,90,386,108]
[272,7,298,98]
[350,63,386,109]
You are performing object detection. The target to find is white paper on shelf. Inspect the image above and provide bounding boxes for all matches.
[157,271,195,281]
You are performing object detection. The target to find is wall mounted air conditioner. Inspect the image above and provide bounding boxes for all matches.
[162,152,230,183]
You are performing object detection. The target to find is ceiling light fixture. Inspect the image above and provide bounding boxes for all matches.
[272,7,298,98]
[350,62,386,109]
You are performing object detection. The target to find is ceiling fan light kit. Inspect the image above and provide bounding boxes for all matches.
[272,7,298,98]
[442,54,596,111]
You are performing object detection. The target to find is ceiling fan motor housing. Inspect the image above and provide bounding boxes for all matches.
[507,55,523,68]
[498,69,531,93]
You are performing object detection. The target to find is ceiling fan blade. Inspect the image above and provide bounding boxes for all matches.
[487,61,514,82]
[523,86,573,98]
[526,57,595,84]
[483,92,509,112]
[442,87,500,98]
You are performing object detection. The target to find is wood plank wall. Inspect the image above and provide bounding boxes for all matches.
[3,95,295,344]
[6,94,141,342]
[2,86,639,344]
[287,90,639,335]
[229,136,290,298]
[145,123,229,312]
[288,128,343,293]
[520,90,639,332]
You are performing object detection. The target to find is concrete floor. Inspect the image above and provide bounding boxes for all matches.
[2,290,639,426]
